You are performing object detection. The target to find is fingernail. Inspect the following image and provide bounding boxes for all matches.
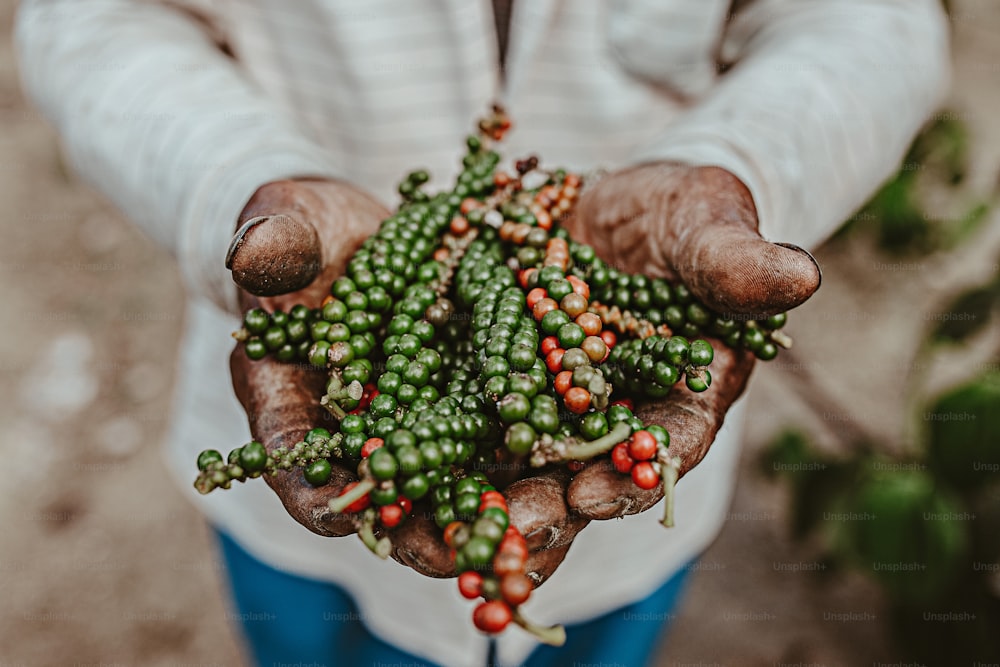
[227,213,323,296]
[226,216,271,269]
[774,242,823,290]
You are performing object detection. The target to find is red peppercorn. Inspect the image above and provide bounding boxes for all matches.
[526,287,548,309]
[563,387,592,414]
[379,504,404,528]
[473,600,512,634]
[545,348,566,373]
[566,275,590,300]
[600,329,617,349]
[611,442,635,474]
[500,573,533,606]
[627,430,657,461]
[361,437,384,458]
[540,335,560,355]
[492,550,525,578]
[458,571,484,599]
[553,370,573,396]
[631,461,660,490]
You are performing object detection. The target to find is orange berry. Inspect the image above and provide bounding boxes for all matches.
[564,387,592,414]
[566,275,590,300]
[526,287,548,309]
[532,298,558,321]
[545,348,566,373]
[554,370,573,395]
[540,335,560,355]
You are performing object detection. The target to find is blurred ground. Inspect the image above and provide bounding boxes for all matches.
[1,1,998,666]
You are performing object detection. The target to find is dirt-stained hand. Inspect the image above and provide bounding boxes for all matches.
[561,162,821,519]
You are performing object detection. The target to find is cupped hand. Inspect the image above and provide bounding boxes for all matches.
[228,178,389,536]
[226,178,590,584]
[560,162,822,519]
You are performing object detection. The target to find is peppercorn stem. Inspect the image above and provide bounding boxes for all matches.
[659,456,681,528]
[560,422,632,462]
[320,394,348,420]
[231,328,250,342]
[511,608,566,646]
[328,478,376,514]
[770,330,793,349]
[357,510,391,559]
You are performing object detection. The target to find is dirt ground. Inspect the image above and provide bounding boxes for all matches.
[1,2,998,666]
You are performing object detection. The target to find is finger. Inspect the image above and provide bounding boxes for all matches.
[389,511,456,578]
[570,164,821,316]
[229,311,355,537]
[504,468,589,551]
[568,341,755,520]
[227,180,328,296]
[658,166,820,316]
[227,212,322,297]
[675,225,822,317]
[524,543,573,588]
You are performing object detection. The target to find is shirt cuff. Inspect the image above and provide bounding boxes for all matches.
[180,143,343,314]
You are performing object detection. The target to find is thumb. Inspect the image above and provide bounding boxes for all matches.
[226,182,323,296]
[655,164,822,316]
[674,223,822,316]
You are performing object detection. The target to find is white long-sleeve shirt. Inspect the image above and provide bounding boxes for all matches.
[15,2,949,666]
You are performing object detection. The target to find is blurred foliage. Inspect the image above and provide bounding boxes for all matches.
[765,104,1000,662]
[763,368,1000,664]
[927,270,1000,344]
[833,113,993,255]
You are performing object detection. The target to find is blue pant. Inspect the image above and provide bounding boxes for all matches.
[216,530,690,667]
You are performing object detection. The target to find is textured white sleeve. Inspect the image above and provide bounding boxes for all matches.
[14,0,343,312]
[632,0,950,249]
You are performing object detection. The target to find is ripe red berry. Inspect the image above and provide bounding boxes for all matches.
[458,571,484,599]
[499,573,533,606]
[545,348,565,373]
[600,329,617,349]
[631,461,660,490]
[627,430,657,461]
[553,370,573,396]
[492,550,525,578]
[563,387,591,414]
[397,496,413,514]
[473,600,512,634]
[566,275,590,300]
[361,437,384,458]
[611,442,635,474]
[540,335,560,355]
[378,504,404,528]
[526,288,548,309]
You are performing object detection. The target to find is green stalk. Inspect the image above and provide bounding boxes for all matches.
[560,422,632,461]
[659,456,681,528]
[511,608,566,646]
[357,510,391,559]
[770,330,794,349]
[328,478,376,514]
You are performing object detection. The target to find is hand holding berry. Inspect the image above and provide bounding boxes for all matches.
[561,163,820,519]
[228,178,389,536]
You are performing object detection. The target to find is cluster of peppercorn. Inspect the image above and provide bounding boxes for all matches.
[195,107,793,644]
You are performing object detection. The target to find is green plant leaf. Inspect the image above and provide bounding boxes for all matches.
[926,371,1000,490]
[930,284,998,344]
